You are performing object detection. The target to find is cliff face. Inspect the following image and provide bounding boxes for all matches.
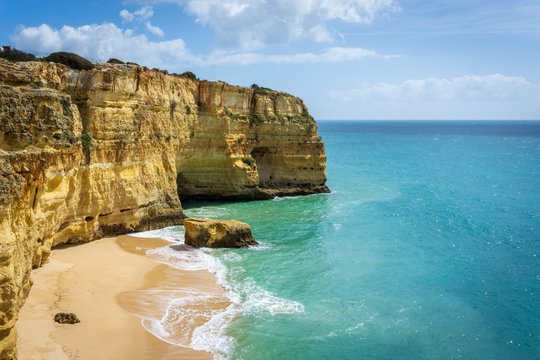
[0,58,327,357]
[179,80,328,199]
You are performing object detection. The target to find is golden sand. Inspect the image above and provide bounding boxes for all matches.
[17,235,230,359]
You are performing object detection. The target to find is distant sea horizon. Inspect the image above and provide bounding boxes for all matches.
[137,120,540,359]
[317,120,540,137]
[317,120,540,122]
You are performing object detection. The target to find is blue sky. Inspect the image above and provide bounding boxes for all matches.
[1,0,539,120]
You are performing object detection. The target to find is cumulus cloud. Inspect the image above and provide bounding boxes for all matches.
[119,9,135,22]
[329,74,540,102]
[13,23,191,67]
[135,0,400,50]
[120,5,154,22]
[203,47,398,65]
[12,23,396,67]
[146,22,164,36]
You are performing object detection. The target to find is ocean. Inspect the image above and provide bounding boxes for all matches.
[134,121,540,359]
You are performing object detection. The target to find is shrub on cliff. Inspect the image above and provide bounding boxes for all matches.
[248,113,265,126]
[242,157,256,167]
[107,58,125,64]
[0,47,36,62]
[282,110,315,124]
[251,84,274,96]
[44,52,95,71]
[180,71,197,80]
[81,134,92,150]
[224,107,242,120]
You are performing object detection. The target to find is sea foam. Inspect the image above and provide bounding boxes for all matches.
[129,226,305,359]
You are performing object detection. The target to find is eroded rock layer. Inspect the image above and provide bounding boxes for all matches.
[184,217,258,248]
[0,58,327,357]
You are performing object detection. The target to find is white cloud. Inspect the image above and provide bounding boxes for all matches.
[137,0,401,50]
[13,23,191,67]
[119,5,154,22]
[135,5,154,20]
[203,47,398,65]
[120,6,164,36]
[12,22,396,67]
[330,74,540,103]
[146,22,164,37]
[120,9,135,22]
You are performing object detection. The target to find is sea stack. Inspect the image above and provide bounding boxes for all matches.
[183,218,258,248]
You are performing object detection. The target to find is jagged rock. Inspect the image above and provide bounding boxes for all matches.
[54,312,80,324]
[184,218,258,248]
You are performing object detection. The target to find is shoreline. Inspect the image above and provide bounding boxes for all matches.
[16,235,230,359]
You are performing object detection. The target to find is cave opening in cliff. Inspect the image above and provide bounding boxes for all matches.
[251,147,272,186]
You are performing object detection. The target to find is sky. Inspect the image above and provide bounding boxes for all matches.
[1,0,539,120]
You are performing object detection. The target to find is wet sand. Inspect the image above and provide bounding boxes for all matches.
[17,235,229,360]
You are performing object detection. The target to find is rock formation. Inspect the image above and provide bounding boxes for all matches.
[0,57,328,358]
[53,312,80,324]
[184,218,258,248]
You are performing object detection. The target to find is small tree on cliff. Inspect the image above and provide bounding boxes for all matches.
[44,52,95,71]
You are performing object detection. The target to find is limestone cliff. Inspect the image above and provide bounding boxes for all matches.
[0,58,327,358]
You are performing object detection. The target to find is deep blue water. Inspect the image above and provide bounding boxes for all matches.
[182,121,540,359]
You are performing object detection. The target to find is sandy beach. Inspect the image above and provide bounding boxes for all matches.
[17,235,230,360]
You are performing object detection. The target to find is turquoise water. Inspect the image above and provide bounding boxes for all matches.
[181,121,540,360]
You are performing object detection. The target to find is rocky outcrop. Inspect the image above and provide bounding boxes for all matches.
[184,218,258,248]
[0,57,328,357]
[54,312,80,324]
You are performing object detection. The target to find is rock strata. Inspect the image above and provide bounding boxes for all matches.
[184,218,258,248]
[0,57,327,358]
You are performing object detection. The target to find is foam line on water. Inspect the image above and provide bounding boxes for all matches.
[146,246,207,271]
[129,226,305,359]
[128,226,185,242]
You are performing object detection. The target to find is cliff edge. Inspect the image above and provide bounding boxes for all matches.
[0,57,328,358]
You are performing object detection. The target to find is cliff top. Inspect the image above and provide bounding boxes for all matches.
[0,47,301,101]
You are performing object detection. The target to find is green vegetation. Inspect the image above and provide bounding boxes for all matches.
[242,157,256,167]
[180,71,197,80]
[81,134,92,150]
[107,58,125,64]
[277,115,287,124]
[0,47,36,62]
[126,61,139,66]
[287,109,314,124]
[62,132,76,145]
[60,98,72,116]
[270,110,314,124]
[44,52,94,71]
[251,84,274,96]
[248,113,265,126]
[301,109,313,120]
[224,107,243,120]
